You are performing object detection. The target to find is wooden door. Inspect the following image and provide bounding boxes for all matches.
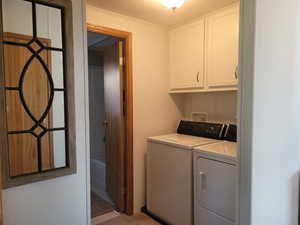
[104,40,126,211]
[3,32,54,176]
[205,4,239,89]
[169,19,205,91]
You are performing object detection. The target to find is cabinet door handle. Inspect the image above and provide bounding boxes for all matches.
[235,66,239,80]
[199,172,206,191]
[196,72,200,82]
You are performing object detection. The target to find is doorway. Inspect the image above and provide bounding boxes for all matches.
[87,25,133,220]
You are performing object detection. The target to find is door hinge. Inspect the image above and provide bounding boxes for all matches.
[119,57,125,66]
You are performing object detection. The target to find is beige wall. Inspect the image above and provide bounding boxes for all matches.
[86,5,184,213]
[183,91,237,123]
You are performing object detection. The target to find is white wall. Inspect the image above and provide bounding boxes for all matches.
[3,0,89,224]
[251,0,300,224]
[86,5,184,213]
[183,91,237,123]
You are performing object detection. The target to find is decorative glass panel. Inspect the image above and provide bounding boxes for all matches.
[2,0,69,177]
[36,3,63,49]
[51,51,64,88]
[2,0,33,37]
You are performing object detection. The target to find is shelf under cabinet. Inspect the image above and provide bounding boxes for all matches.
[169,87,238,94]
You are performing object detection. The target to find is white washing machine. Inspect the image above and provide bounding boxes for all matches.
[193,140,237,225]
[146,121,226,225]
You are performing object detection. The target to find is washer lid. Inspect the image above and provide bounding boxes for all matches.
[193,141,237,160]
[148,133,220,150]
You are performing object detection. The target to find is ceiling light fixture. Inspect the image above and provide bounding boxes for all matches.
[160,0,185,11]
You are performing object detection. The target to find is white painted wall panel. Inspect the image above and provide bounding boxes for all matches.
[251,0,300,224]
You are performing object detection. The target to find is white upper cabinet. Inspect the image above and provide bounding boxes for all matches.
[205,4,239,89]
[169,4,239,93]
[169,19,205,90]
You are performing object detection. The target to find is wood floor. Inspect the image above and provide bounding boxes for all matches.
[97,213,161,225]
[91,192,114,218]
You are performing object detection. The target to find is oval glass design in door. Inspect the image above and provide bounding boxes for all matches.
[2,0,68,177]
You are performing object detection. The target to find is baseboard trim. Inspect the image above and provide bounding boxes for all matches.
[141,206,170,225]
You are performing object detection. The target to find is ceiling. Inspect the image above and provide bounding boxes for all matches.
[88,32,120,51]
[88,32,109,47]
[87,0,237,27]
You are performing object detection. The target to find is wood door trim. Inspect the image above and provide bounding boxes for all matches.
[87,24,134,215]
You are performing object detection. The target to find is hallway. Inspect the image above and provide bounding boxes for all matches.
[91,192,114,218]
[97,214,160,225]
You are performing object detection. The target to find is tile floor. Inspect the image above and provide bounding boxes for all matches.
[97,213,161,225]
[91,192,114,218]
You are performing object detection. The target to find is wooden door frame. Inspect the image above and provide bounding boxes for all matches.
[87,24,134,215]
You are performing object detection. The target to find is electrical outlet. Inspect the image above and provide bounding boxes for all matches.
[191,112,208,122]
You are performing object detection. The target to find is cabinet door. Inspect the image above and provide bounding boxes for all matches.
[205,5,239,89]
[169,20,205,90]
[194,155,237,223]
